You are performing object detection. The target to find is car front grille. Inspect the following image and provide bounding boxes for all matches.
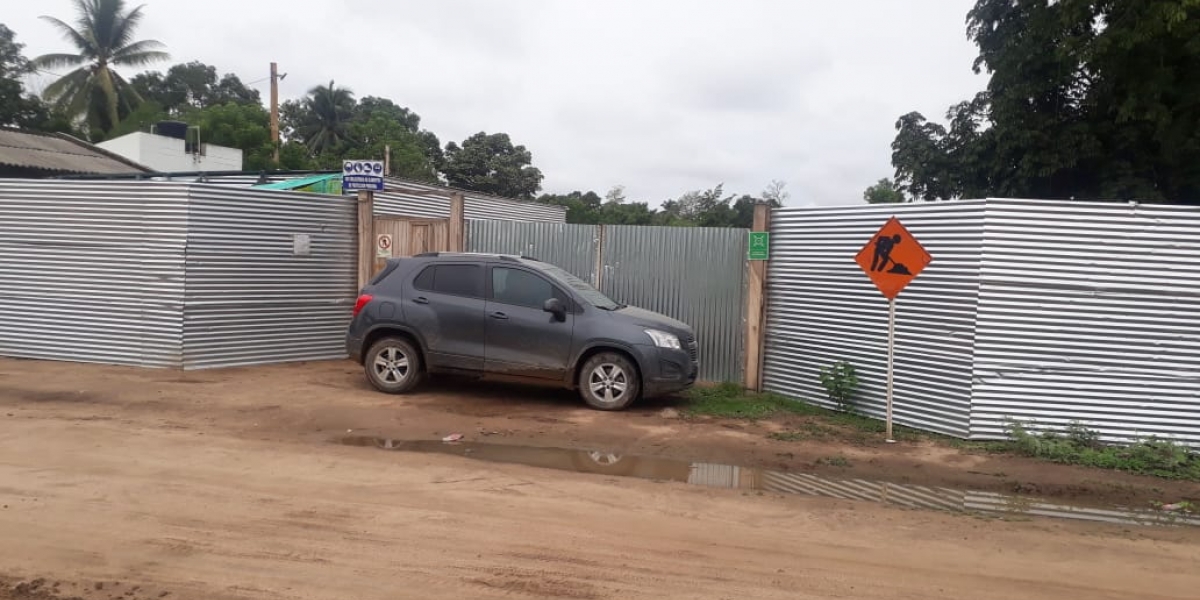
[683,335,698,361]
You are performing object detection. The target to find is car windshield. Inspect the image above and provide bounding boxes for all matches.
[535,262,622,310]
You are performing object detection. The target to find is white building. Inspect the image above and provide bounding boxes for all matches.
[98,126,242,173]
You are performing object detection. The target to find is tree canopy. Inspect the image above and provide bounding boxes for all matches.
[442,132,545,199]
[890,0,1200,204]
[538,182,786,226]
[131,61,259,114]
[863,178,906,204]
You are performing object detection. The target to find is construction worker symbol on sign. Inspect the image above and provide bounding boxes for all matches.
[855,217,932,300]
[870,234,912,275]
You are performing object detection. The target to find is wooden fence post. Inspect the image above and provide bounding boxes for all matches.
[448,192,465,252]
[357,190,374,289]
[744,202,771,391]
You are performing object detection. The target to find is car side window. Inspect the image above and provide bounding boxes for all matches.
[491,267,563,308]
[413,264,483,298]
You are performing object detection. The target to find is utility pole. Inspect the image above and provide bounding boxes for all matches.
[270,62,280,165]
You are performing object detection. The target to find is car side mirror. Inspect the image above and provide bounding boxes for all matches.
[543,298,567,321]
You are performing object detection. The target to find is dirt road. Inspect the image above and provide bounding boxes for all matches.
[2,358,1199,599]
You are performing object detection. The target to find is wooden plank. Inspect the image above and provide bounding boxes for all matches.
[448,192,465,252]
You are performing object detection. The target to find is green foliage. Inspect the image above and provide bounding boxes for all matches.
[131,61,259,115]
[818,361,859,412]
[863,178,906,204]
[1006,420,1200,480]
[283,80,355,157]
[539,182,785,226]
[892,0,1200,204]
[442,132,545,199]
[33,0,169,135]
[0,23,68,132]
[816,456,852,468]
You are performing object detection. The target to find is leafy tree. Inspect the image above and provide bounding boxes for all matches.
[281,80,355,157]
[537,190,604,224]
[33,0,169,135]
[131,61,259,114]
[891,0,1200,204]
[863,178,906,204]
[188,102,312,170]
[442,132,544,199]
[346,96,440,181]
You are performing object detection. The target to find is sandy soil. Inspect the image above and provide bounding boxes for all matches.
[2,358,1199,599]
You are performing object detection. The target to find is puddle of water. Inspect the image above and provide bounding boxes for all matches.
[340,437,1200,528]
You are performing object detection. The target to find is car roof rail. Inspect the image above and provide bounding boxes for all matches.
[414,252,440,257]
[519,255,541,262]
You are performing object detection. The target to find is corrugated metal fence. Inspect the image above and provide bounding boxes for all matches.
[466,220,748,382]
[969,200,1200,444]
[762,199,1200,446]
[0,180,189,367]
[762,202,986,437]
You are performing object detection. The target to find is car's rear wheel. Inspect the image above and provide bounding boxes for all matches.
[365,337,423,394]
[578,352,640,410]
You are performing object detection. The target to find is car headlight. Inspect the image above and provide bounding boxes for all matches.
[645,329,681,349]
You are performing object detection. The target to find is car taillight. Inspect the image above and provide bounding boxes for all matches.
[353,294,373,317]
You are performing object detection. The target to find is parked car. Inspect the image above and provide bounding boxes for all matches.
[346,253,698,410]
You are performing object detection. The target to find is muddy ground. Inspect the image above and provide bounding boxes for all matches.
[2,358,1199,599]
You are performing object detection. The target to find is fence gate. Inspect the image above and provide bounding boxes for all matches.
[374,217,450,274]
[466,219,748,383]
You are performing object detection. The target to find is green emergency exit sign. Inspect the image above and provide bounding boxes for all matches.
[748,232,769,260]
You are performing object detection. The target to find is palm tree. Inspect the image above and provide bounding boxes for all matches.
[33,0,168,134]
[296,81,356,156]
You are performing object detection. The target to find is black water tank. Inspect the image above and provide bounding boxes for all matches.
[156,120,188,140]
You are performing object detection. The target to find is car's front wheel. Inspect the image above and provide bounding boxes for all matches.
[578,352,640,410]
[364,337,423,394]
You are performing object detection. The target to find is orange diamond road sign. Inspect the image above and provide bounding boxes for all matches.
[854,217,932,300]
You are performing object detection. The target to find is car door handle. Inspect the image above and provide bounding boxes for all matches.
[489,311,509,320]
[413,296,429,305]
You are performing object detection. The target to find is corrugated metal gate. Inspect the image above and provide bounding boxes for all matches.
[181,185,357,369]
[761,202,985,437]
[466,220,747,383]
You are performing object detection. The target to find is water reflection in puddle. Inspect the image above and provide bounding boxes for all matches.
[341,437,1200,528]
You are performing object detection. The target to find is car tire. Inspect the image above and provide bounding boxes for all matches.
[364,337,423,394]
[578,352,640,410]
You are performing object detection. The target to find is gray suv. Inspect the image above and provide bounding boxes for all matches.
[345,253,699,410]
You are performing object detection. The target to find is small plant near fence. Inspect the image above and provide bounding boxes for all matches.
[1005,419,1200,481]
[818,361,859,413]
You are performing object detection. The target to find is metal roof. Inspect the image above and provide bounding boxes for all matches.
[0,128,150,175]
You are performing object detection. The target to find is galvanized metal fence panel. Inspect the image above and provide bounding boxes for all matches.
[181,185,358,369]
[0,180,189,367]
[601,225,748,383]
[762,202,986,437]
[970,200,1200,445]
[465,220,601,284]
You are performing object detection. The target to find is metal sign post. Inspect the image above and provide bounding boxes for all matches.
[854,217,932,443]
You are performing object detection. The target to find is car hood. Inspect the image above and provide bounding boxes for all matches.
[612,305,693,337]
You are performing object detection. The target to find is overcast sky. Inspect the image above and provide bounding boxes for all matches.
[8,0,984,206]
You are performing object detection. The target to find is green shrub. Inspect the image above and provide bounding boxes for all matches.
[818,361,859,412]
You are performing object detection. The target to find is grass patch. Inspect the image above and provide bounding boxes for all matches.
[683,383,922,441]
[683,383,823,420]
[1007,421,1200,481]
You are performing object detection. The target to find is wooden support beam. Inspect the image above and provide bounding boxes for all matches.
[357,190,374,289]
[448,192,465,252]
[744,202,771,391]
